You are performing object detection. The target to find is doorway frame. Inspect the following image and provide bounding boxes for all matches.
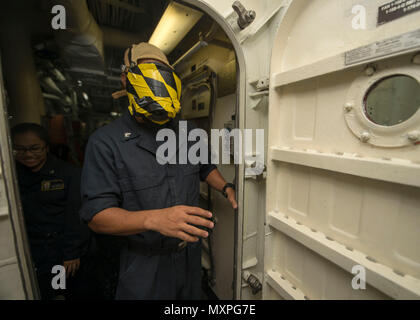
[177,0,247,299]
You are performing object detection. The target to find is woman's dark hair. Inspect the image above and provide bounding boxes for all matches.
[11,123,50,146]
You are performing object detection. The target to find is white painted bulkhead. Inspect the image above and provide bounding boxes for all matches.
[185,0,420,300]
[266,0,420,299]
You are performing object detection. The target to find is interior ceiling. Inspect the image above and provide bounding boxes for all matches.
[71,1,228,114]
[2,0,222,115]
[79,0,213,115]
[84,0,170,79]
[77,0,169,114]
[87,0,167,34]
[86,0,222,65]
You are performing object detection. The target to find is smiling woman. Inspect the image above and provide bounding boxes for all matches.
[12,123,49,172]
[10,123,95,300]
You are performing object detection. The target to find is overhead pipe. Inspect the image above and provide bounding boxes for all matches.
[172,22,232,68]
[0,0,148,125]
[51,0,105,71]
[51,0,154,70]
[172,40,209,68]
[0,16,45,125]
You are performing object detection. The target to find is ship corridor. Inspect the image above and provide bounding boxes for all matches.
[0,0,238,300]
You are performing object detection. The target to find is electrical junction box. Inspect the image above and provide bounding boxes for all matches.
[181,85,211,119]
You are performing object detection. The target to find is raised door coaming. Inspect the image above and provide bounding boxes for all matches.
[265,0,420,300]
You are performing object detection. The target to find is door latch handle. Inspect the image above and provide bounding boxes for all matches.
[232,1,256,30]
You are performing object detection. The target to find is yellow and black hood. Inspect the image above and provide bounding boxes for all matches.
[126,62,182,125]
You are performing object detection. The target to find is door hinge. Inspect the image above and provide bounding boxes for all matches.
[256,77,269,91]
[242,271,262,295]
[248,77,269,109]
[245,160,266,180]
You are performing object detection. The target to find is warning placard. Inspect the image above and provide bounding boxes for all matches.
[378,0,420,26]
[345,28,420,65]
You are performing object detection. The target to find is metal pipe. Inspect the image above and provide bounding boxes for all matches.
[51,0,104,71]
[172,22,230,68]
[0,17,45,125]
[173,41,208,68]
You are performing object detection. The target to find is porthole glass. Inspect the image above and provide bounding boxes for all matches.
[363,75,420,126]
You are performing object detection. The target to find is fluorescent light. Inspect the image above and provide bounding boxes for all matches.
[149,1,203,55]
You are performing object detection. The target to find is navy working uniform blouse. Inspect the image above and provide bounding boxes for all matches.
[17,155,88,274]
[80,111,216,299]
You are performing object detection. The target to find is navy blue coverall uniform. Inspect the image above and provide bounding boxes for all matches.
[16,155,90,299]
[79,111,216,300]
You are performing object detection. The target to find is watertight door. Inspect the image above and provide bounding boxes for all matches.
[0,54,38,299]
[264,0,420,299]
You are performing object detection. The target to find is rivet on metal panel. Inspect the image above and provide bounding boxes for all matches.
[344,102,354,112]
[335,152,344,156]
[345,246,354,252]
[382,157,391,161]
[366,256,377,263]
[407,130,420,143]
[296,221,302,225]
[412,54,420,65]
[310,228,317,233]
[364,65,376,76]
[292,286,297,290]
[281,276,285,280]
[360,132,371,143]
[326,236,334,241]
[284,215,289,219]
[304,296,310,300]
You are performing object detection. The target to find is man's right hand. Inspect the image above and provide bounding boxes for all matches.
[145,206,214,242]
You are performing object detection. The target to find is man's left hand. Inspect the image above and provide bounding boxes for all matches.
[226,188,238,210]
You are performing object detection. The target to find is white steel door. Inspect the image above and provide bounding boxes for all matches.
[264,0,420,300]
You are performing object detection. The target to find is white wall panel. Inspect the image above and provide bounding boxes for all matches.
[267,231,391,300]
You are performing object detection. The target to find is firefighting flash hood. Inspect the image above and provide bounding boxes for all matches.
[122,43,182,125]
[126,62,182,125]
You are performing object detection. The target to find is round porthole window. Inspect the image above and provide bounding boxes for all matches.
[363,75,420,126]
